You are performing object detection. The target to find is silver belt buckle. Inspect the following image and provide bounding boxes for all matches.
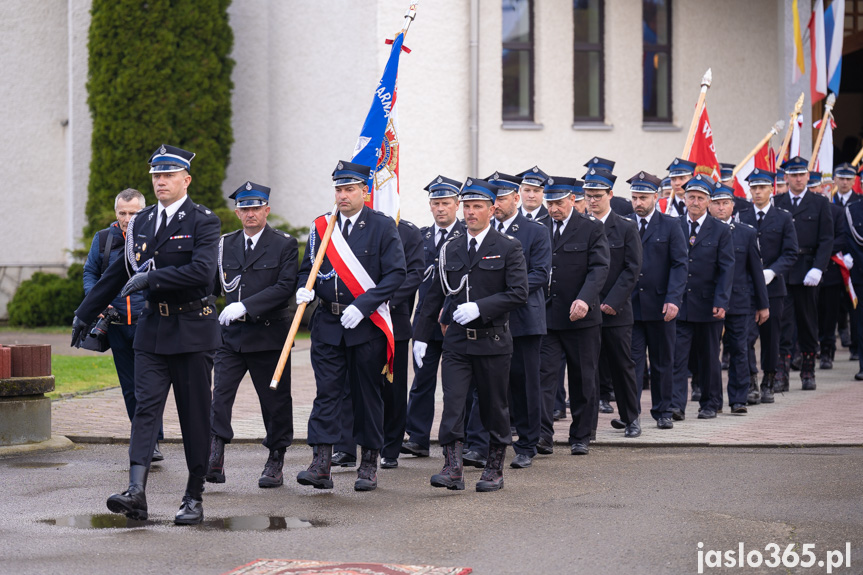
[331,302,342,315]
[466,328,477,340]
[237,314,246,322]
[158,303,170,316]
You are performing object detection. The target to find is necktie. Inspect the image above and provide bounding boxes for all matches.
[677,200,686,216]
[497,221,505,233]
[468,237,477,263]
[757,211,764,229]
[553,221,562,244]
[526,213,534,220]
[154,210,167,243]
[639,218,647,238]
[792,196,800,208]
[689,220,698,249]
[435,228,448,251]
[342,219,352,239]
[246,237,254,253]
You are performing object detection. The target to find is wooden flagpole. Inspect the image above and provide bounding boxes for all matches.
[777,92,805,165]
[852,146,863,167]
[808,92,836,171]
[666,68,711,214]
[732,121,785,178]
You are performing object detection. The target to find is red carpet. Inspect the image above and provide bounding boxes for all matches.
[223,559,472,575]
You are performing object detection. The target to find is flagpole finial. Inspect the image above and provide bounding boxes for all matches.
[826,92,837,110]
[701,68,712,88]
[402,2,418,34]
[773,120,785,134]
[794,92,805,114]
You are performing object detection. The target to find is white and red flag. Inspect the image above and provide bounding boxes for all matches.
[809,0,828,104]
[687,104,720,182]
[733,142,776,200]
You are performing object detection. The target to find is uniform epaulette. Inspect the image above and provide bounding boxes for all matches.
[194,203,215,216]
[221,229,243,239]
[526,217,546,227]
[400,219,417,229]
[737,221,755,230]
[776,207,790,214]
[506,234,516,241]
[273,228,293,238]
[137,204,157,216]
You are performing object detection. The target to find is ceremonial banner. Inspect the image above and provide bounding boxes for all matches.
[813,116,836,178]
[825,0,844,95]
[314,216,396,376]
[792,0,806,83]
[351,32,406,220]
[734,142,775,200]
[832,254,857,308]
[788,114,803,162]
[809,0,827,104]
[686,105,720,182]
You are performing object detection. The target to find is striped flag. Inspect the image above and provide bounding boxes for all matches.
[792,0,806,83]
[825,0,844,95]
[809,0,827,103]
[813,116,836,178]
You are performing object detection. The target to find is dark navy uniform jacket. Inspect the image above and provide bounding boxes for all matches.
[823,203,849,287]
[845,202,863,285]
[629,209,688,322]
[501,212,551,337]
[834,193,862,207]
[738,205,798,299]
[545,212,610,331]
[774,191,833,284]
[413,220,466,342]
[415,228,528,355]
[733,196,753,219]
[521,204,550,224]
[610,196,634,216]
[215,224,299,353]
[299,205,406,347]
[677,216,735,322]
[725,222,769,315]
[76,195,222,354]
[599,211,642,327]
[391,219,425,342]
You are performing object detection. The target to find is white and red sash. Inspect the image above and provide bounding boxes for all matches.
[315,215,395,377]
[831,252,858,309]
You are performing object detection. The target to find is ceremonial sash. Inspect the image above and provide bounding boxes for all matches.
[831,253,857,309]
[315,215,395,378]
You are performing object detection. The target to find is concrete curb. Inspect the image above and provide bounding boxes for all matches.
[0,435,76,459]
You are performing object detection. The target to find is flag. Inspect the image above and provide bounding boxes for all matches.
[809,0,827,103]
[813,116,836,178]
[788,113,803,162]
[825,0,844,95]
[792,0,806,83]
[351,32,407,220]
[832,254,857,308]
[734,141,775,200]
[686,104,720,182]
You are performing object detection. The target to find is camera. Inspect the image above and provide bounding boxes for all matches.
[81,308,120,352]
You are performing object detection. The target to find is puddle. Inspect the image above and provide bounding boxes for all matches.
[7,462,68,469]
[41,515,319,531]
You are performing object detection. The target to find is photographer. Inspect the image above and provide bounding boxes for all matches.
[83,188,164,461]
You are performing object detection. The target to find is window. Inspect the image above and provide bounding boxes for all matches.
[502,0,534,121]
[643,0,672,122]
[573,0,604,122]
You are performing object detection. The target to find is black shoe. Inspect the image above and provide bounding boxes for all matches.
[462,450,487,468]
[205,435,226,483]
[400,440,429,457]
[856,371,863,381]
[510,453,532,469]
[610,418,626,430]
[760,373,775,404]
[840,328,852,347]
[697,409,717,419]
[671,409,685,421]
[657,417,674,429]
[590,430,597,442]
[791,353,802,371]
[332,451,357,467]
[297,444,334,490]
[747,373,761,405]
[802,378,816,390]
[536,438,554,455]
[608,391,616,402]
[553,409,566,421]
[851,351,859,361]
[570,442,589,455]
[510,426,517,437]
[354,448,378,491]
[174,494,203,525]
[691,388,702,402]
[106,465,148,520]
[258,448,285,488]
[598,400,614,414]
[721,350,730,370]
[151,442,164,462]
[624,419,642,438]
[820,356,833,370]
[730,403,748,415]
[380,457,398,469]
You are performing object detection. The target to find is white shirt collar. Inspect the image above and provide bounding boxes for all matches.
[754,202,772,216]
[243,227,265,249]
[468,223,492,250]
[157,195,187,225]
[838,191,853,203]
[435,221,457,243]
[521,205,543,219]
[790,189,807,202]
[640,207,656,225]
[687,212,708,228]
[597,209,611,224]
[339,210,361,232]
[553,207,575,233]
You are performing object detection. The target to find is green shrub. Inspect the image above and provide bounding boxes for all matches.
[85,0,235,239]
[7,265,85,327]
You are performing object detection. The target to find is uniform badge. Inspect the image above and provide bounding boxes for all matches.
[590,169,596,175]
[532,167,538,173]
[593,158,599,164]
[178,211,186,220]
[639,172,645,179]
[357,220,366,229]
[547,177,554,185]
[425,230,432,239]
[673,158,679,165]
[136,252,141,261]
[466,178,473,186]
[159,144,166,155]
[245,181,252,190]
[511,224,519,232]
[142,243,147,252]
[337,161,344,170]
[148,212,154,221]
[494,172,501,180]
[206,209,211,214]
[436,176,443,184]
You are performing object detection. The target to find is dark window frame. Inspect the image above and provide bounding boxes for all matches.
[573,0,605,122]
[642,0,673,123]
[502,0,536,122]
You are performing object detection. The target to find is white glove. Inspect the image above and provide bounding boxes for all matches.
[413,341,428,369]
[296,287,315,305]
[218,302,246,326]
[803,268,823,287]
[843,254,854,270]
[452,302,481,325]
[763,269,776,285]
[340,304,364,329]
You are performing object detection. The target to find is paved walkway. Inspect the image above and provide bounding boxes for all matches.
[6,331,863,447]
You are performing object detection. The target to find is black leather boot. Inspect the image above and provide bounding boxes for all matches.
[354,447,378,491]
[760,372,775,404]
[801,352,817,390]
[430,441,465,490]
[297,444,334,489]
[774,355,791,393]
[476,443,506,492]
[747,372,761,405]
[205,434,226,483]
[175,476,204,525]
[820,345,834,370]
[106,464,148,520]
[259,447,285,488]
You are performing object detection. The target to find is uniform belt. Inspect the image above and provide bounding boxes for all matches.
[326,302,351,316]
[145,297,216,317]
[452,322,509,341]
[236,308,291,323]
[798,248,815,255]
